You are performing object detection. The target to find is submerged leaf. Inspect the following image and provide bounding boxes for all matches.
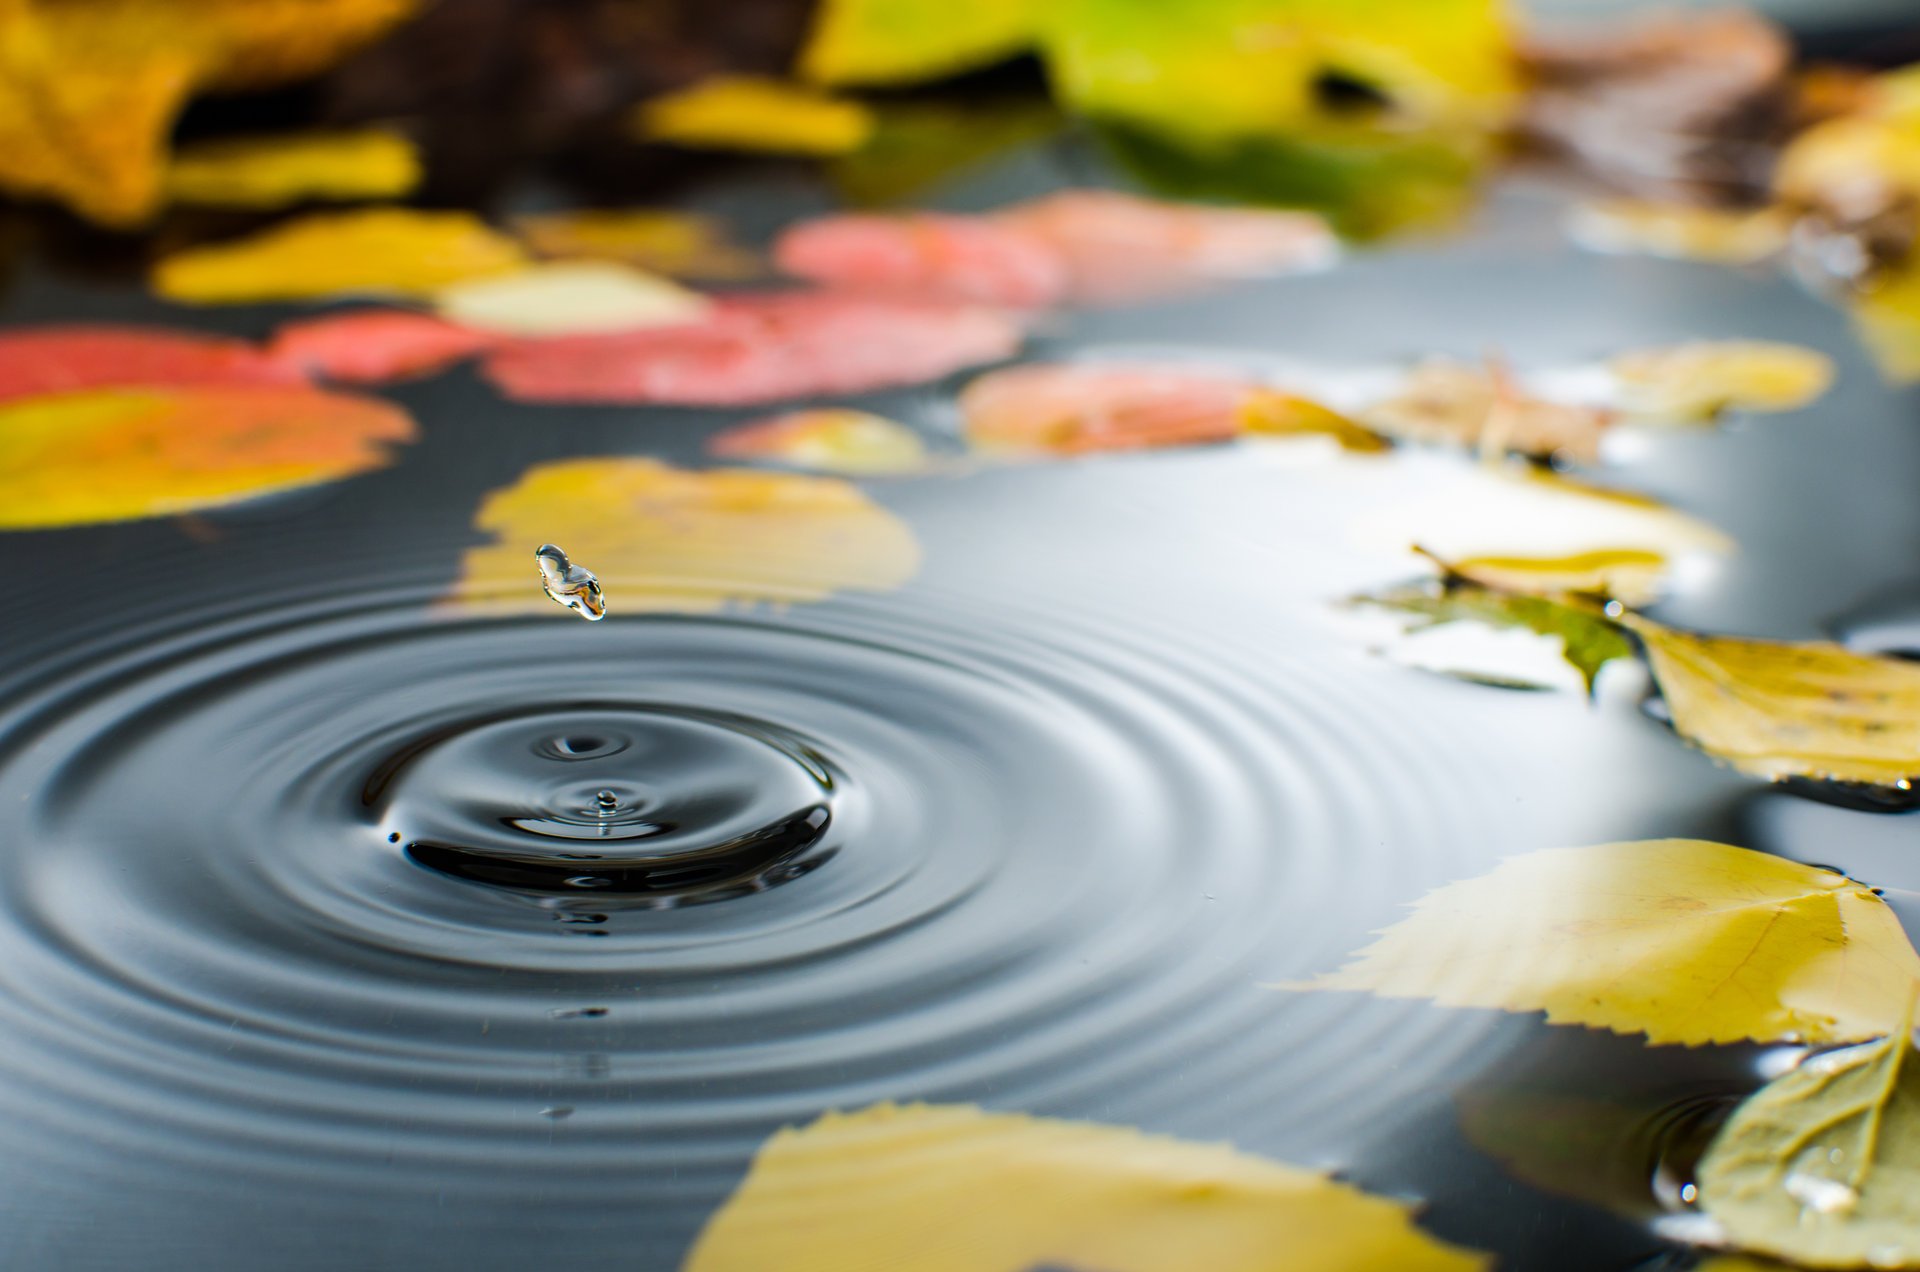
[633,76,874,156]
[799,0,1034,86]
[1283,840,1920,1047]
[1621,613,1920,788]
[435,262,710,337]
[454,458,919,613]
[1698,1006,1920,1269]
[153,209,528,305]
[1611,341,1835,423]
[1354,579,1633,694]
[961,362,1255,456]
[484,292,1023,406]
[773,212,1067,307]
[1363,359,1614,462]
[992,189,1337,303]
[267,310,497,384]
[513,210,759,280]
[709,410,931,474]
[165,128,420,209]
[0,325,303,402]
[1566,200,1791,264]
[1238,388,1390,453]
[0,385,413,529]
[0,0,414,225]
[685,1102,1489,1272]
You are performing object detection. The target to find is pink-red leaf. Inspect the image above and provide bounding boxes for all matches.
[0,324,303,403]
[773,212,1067,307]
[267,309,498,384]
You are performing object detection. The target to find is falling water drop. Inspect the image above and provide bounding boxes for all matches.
[534,544,607,621]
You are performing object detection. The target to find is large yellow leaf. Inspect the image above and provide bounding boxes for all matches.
[0,0,415,225]
[1610,341,1835,424]
[800,0,1035,87]
[165,127,420,209]
[684,1102,1489,1272]
[1284,840,1920,1046]
[0,384,414,529]
[453,458,919,614]
[152,208,527,304]
[1698,1003,1920,1269]
[1622,613,1920,787]
[633,76,874,157]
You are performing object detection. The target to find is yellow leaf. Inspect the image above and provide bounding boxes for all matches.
[453,458,920,614]
[1362,358,1613,462]
[1283,839,1920,1046]
[800,0,1035,87]
[1855,257,1920,383]
[1697,1000,1920,1269]
[1443,547,1669,607]
[684,1102,1489,1272]
[152,208,528,304]
[1621,613,1920,787]
[512,209,760,280]
[434,262,710,337]
[1238,388,1390,452]
[709,409,932,475]
[1611,341,1835,423]
[633,76,874,157]
[165,127,421,209]
[0,0,415,225]
[0,385,414,529]
[1565,200,1790,265]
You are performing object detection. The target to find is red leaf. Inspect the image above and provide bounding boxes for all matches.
[773,212,1067,307]
[0,324,303,403]
[268,308,498,384]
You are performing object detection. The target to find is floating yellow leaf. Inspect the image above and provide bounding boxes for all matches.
[800,0,1034,86]
[165,127,420,209]
[1621,613,1920,787]
[1698,1001,1920,1269]
[1855,258,1920,383]
[1363,359,1613,462]
[633,76,874,157]
[0,385,414,529]
[153,209,528,305]
[1284,839,1920,1047]
[435,262,710,337]
[1565,200,1790,264]
[455,458,919,613]
[709,410,931,475]
[513,210,759,280]
[1443,548,1669,607]
[685,1102,1489,1272]
[0,0,415,225]
[1611,341,1835,423]
[1238,388,1389,453]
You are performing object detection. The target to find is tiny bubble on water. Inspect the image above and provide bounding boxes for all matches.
[535,544,607,621]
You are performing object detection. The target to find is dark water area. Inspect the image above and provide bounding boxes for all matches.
[1,144,1918,1271]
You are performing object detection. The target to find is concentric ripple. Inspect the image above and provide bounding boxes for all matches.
[0,578,1534,1265]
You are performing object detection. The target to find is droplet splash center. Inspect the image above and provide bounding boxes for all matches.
[535,543,606,620]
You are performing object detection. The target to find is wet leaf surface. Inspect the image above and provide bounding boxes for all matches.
[0,385,414,529]
[685,1102,1490,1272]
[632,76,875,156]
[0,325,304,402]
[1284,840,1920,1047]
[164,128,420,209]
[0,0,414,225]
[709,409,932,474]
[454,458,919,612]
[266,309,497,384]
[1699,1007,1920,1269]
[483,291,1023,406]
[153,209,528,304]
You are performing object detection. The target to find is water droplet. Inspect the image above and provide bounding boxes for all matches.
[565,875,613,889]
[534,544,606,621]
[1678,1182,1697,1205]
[1870,1245,1908,1269]
[1785,1170,1858,1215]
[595,789,619,815]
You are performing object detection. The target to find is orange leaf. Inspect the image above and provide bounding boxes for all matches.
[0,385,414,529]
[961,362,1256,455]
[267,309,498,384]
[774,212,1066,307]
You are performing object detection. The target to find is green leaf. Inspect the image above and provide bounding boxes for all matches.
[800,0,1037,86]
[1354,579,1635,695]
[1698,1001,1920,1269]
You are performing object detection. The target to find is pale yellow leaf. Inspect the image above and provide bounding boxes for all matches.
[153,208,528,304]
[1283,840,1920,1046]
[633,76,874,157]
[164,127,420,208]
[434,262,710,337]
[1622,613,1920,787]
[452,458,919,614]
[709,409,931,475]
[1362,359,1613,462]
[1566,200,1789,265]
[1444,547,1669,606]
[1238,388,1390,452]
[1611,341,1835,423]
[685,1102,1489,1272]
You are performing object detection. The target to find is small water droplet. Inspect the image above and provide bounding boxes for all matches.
[387,832,401,843]
[1678,1182,1697,1205]
[535,544,606,621]
[564,875,613,889]
[595,789,619,815]
[539,1106,574,1120]
[1785,1170,1859,1215]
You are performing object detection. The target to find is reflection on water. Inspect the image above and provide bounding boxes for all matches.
[0,160,1916,1271]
